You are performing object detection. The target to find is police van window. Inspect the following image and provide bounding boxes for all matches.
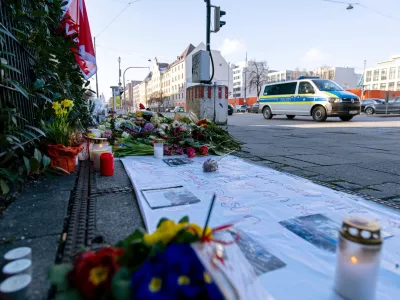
[275,82,297,95]
[263,85,275,95]
[299,82,315,94]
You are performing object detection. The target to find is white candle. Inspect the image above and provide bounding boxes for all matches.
[0,274,31,300]
[93,150,109,172]
[334,217,382,300]
[4,248,31,262]
[154,140,164,159]
[2,259,32,278]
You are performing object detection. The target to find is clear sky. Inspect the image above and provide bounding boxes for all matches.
[85,0,400,99]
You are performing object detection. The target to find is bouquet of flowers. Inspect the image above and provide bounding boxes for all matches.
[49,217,225,300]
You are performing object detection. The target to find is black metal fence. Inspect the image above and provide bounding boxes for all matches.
[0,0,41,155]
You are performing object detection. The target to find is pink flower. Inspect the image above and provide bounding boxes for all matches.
[186,148,196,158]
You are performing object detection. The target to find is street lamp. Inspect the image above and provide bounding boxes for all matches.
[123,62,150,112]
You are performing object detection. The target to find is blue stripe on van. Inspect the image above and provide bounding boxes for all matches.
[259,97,326,103]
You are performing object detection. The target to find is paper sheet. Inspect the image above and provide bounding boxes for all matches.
[122,155,400,300]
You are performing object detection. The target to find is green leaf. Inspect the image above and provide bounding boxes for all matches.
[0,179,10,195]
[0,63,21,74]
[6,79,29,99]
[42,155,51,168]
[23,157,30,173]
[25,125,46,137]
[34,148,42,164]
[33,78,45,89]
[0,51,16,58]
[156,218,168,228]
[149,242,166,257]
[29,157,40,173]
[117,228,145,248]
[84,81,90,87]
[48,264,73,292]
[36,93,52,103]
[32,10,47,17]
[178,216,189,224]
[0,25,17,42]
[7,135,21,143]
[112,268,131,300]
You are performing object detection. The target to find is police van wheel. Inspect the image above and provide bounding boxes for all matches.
[263,107,273,119]
[312,106,327,122]
[286,115,295,119]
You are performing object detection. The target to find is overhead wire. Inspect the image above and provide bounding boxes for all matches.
[95,0,141,38]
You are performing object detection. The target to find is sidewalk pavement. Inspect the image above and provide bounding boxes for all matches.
[0,174,77,300]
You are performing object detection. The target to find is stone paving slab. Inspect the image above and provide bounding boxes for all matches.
[0,172,77,300]
[331,181,363,191]
[94,160,132,191]
[288,154,356,166]
[266,156,319,168]
[358,183,400,200]
[0,235,58,300]
[95,193,144,246]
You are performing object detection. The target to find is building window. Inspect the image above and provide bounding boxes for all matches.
[388,82,395,91]
[373,70,379,81]
[380,83,387,90]
[381,69,387,80]
[366,71,372,82]
[390,67,396,80]
[397,82,400,91]
[372,84,378,90]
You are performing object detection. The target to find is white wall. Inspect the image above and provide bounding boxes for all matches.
[334,67,357,89]
[185,43,232,95]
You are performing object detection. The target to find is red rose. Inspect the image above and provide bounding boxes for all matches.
[177,137,182,142]
[68,247,124,299]
[186,148,196,158]
[199,146,209,156]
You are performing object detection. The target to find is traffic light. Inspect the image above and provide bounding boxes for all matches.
[213,6,226,33]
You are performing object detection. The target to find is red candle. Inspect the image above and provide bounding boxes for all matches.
[100,153,114,176]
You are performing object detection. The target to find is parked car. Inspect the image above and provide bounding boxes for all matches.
[246,103,260,113]
[235,105,246,113]
[228,104,234,115]
[361,99,385,114]
[173,106,185,113]
[371,97,400,115]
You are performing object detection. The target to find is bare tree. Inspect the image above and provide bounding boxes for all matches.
[246,60,269,98]
[148,90,166,111]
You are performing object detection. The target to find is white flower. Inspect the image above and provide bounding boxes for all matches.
[98,125,106,131]
[158,129,165,135]
[172,120,182,128]
[121,131,130,138]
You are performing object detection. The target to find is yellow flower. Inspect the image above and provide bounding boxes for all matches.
[149,277,162,292]
[178,275,190,285]
[61,99,74,108]
[186,223,212,238]
[89,266,109,286]
[143,219,212,246]
[204,272,212,284]
[88,133,96,137]
[136,111,143,117]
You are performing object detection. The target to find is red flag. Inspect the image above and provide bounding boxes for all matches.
[62,0,97,80]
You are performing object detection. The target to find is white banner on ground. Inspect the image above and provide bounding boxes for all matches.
[121,155,400,300]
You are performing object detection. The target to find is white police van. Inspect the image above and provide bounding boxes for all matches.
[259,76,360,122]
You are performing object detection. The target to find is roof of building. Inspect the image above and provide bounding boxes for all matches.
[167,44,195,70]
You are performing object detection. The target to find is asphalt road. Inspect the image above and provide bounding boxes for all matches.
[227,113,400,204]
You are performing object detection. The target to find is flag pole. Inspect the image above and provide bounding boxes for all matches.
[94,37,99,98]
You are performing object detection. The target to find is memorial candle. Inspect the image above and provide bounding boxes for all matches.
[334,216,382,300]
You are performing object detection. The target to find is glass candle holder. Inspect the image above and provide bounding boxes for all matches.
[154,139,164,159]
[334,216,382,300]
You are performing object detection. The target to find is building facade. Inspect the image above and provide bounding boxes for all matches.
[122,80,141,109]
[231,61,267,99]
[267,70,308,83]
[132,43,231,109]
[313,67,357,89]
[363,56,400,91]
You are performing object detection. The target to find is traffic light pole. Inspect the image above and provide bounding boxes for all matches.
[205,0,211,52]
